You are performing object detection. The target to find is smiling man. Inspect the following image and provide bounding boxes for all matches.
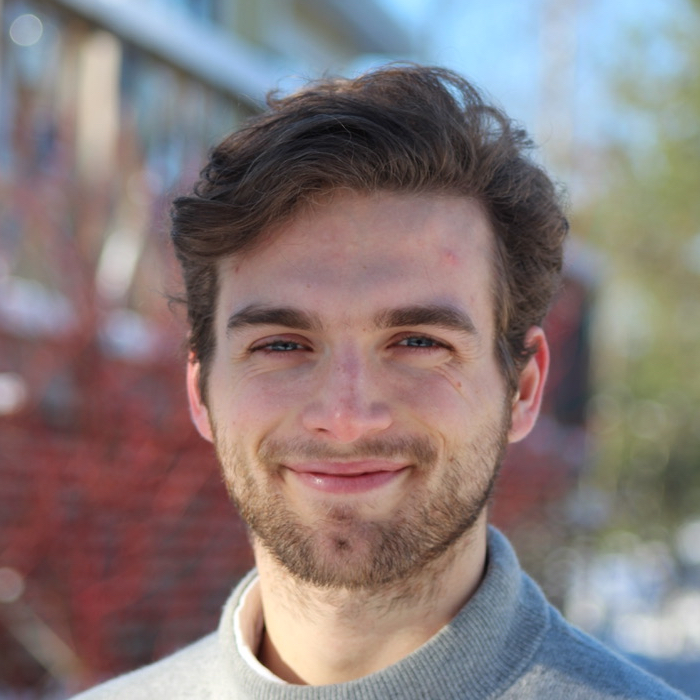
[74,65,687,699]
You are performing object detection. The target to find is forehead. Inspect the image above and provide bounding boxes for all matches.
[217,191,496,329]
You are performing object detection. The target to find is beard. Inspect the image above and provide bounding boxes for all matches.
[212,407,510,592]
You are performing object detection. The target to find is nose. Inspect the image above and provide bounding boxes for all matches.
[301,349,392,443]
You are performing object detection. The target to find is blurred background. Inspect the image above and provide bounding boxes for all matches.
[1,0,699,697]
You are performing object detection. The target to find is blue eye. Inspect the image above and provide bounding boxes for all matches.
[398,336,441,348]
[258,340,304,352]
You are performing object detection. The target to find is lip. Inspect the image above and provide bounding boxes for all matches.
[286,460,407,476]
[284,461,409,494]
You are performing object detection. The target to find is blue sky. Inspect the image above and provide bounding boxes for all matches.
[375,0,690,159]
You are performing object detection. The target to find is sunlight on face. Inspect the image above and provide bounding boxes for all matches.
[196,191,516,589]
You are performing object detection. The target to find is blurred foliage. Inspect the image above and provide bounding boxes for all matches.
[572,0,700,534]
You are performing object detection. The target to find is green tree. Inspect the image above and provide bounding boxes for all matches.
[575,0,700,534]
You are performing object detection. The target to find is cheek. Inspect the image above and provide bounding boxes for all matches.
[393,366,504,430]
[392,373,472,422]
[222,373,308,428]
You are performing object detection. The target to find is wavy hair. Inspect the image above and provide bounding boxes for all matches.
[171,64,568,400]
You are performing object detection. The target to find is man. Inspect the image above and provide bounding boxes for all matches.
[75,65,687,699]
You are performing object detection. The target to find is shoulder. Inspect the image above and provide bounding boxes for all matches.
[483,529,688,699]
[70,634,219,700]
[510,607,689,699]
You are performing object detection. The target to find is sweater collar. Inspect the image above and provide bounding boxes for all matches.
[215,527,549,700]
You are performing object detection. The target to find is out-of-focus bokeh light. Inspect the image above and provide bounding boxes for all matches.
[8,13,43,47]
[0,567,25,603]
[676,519,700,566]
[0,372,28,415]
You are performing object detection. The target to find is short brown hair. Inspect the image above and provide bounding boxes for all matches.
[171,64,568,400]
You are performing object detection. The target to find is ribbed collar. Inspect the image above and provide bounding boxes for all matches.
[213,527,549,700]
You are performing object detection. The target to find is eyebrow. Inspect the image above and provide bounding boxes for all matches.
[226,302,478,338]
[374,304,478,336]
[226,304,322,335]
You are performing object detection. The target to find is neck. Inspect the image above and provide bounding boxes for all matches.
[253,518,488,685]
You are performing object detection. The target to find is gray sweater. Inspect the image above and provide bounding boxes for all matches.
[73,529,688,699]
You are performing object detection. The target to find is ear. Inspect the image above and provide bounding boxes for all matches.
[508,326,549,444]
[186,353,214,443]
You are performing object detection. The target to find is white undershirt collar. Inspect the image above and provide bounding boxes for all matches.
[232,574,287,684]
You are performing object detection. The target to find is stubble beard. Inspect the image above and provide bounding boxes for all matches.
[212,408,510,593]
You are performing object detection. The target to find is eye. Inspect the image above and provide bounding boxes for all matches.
[250,337,309,353]
[394,335,450,351]
[398,336,438,348]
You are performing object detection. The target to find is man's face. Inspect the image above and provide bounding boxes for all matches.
[188,191,543,590]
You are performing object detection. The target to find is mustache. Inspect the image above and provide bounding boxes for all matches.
[258,436,439,466]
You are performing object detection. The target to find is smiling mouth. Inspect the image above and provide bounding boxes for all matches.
[258,436,438,476]
[285,462,410,494]
[286,460,408,476]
